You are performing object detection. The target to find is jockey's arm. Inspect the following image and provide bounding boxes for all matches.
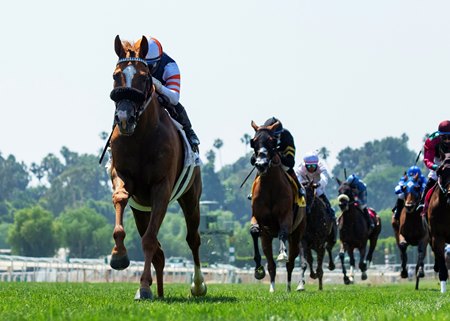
[278,130,295,169]
[152,62,181,106]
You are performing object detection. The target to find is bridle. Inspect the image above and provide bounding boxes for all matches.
[250,129,280,175]
[110,57,154,133]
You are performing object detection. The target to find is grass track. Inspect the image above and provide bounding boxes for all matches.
[0,281,449,321]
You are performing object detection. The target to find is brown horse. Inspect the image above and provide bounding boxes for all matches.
[108,35,206,300]
[298,181,336,290]
[391,173,428,290]
[336,179,381,284]
[249,120,306,292]
[427,153,450,293]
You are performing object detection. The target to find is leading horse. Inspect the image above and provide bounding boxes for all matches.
[391,173,428,290]
[336,179,381,284]
[108,35,206,300]
[250,120,306,292]
[427,153,450,293]
[298,181,336,290]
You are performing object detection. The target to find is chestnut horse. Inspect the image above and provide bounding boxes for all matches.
[249,120,306,292]
[298,181,336,290]
[108,35,206,300]
[427,153,450,293]
[336,179,381,284]
[391,173,428,290]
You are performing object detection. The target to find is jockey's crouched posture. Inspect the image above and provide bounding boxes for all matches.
[146,36,200,152]
[249,117,305,233]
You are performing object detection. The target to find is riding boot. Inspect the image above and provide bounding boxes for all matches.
[319,194,336,220]
[417,178,436,212]
[174,103,200,151]
[363,207,374,232]
[287,168,305,198]
[393,198,405,221]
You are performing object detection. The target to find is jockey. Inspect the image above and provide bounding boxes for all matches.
[251,117,304,199]
[392,166,427,223]
[145,36,200,151]
[346,174,374,231]
[418,120,450,211]
[295,151,335,220]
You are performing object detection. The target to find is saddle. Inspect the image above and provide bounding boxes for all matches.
[423,184,437,217]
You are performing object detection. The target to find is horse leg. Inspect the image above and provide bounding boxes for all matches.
[261,235,276,292]
[358,245,368,281]
[433,238,449,293]
[286,232,300,292]
[339,243,350,285]
[326,224,337,271]
[348,248,357,283]
[251,223,265,280]
[297,245,307,291]
[305,246,316,279]
[316,247,325,290]
[398,239,409,279]
[178,186,207,297]
[110,175,131,270]
[153,243,165,298]
[277,228,289,263]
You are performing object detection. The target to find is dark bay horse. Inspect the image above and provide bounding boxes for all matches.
[250,120,306,292]
[427,153,450,293]
[336,179,381,284]
[391,173,428,290]
[298,181,336,290]
[108,35,206,300]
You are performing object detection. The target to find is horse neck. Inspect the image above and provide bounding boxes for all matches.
[135,95,162,137]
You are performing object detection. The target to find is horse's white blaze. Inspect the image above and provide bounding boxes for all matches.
[123,65,136,88]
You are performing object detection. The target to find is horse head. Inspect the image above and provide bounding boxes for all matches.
[437,153,450,206]
[336,180,356,211]
[250,120,281,175]
[403,173,422,213]
[110,35,153,136]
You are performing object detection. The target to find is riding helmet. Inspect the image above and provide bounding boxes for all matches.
[303,151,319,165]
[145,36,163,73]
[438,120,450,135]
[407,165,421,177]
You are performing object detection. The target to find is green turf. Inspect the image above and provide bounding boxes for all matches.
[0,281,448,321]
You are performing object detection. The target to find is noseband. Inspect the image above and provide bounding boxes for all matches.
[110,57,154,127]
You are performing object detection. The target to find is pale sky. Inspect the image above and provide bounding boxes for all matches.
[1,1,449,171]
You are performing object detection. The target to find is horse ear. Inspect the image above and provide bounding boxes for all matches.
[114,35,125,58]
[251,120,259,132]
[139,36,149,58]
[266,121,280,132]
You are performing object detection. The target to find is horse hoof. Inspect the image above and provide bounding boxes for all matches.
[344,276,350,285]
[110,254,130,270]
[296,281,305,291]
[310,273,317,280]
[400,270,408,279]
[254,266,266,280]
[417,269,425,278]
[328,262,336,271]
[134,288,153,301]
[361,272,368,281]
[190,282,207,297]
[277,252,288,263]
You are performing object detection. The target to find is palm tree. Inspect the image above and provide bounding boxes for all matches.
[318,147,330,161]
[240,133,252,154]
[213,138,224,168]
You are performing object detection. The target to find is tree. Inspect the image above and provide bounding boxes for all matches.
[318,147,330,161]
[58,206,112,258]
[0,153,30,202]
[8,206,59,257]
[213,138,224,168]
[240,133,252,154]
[201,150,225,204]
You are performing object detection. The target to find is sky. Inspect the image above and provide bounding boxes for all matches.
[1,0,450,172]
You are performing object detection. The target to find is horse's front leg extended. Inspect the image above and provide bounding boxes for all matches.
[339,243,350,285]
[110,171,131,270]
